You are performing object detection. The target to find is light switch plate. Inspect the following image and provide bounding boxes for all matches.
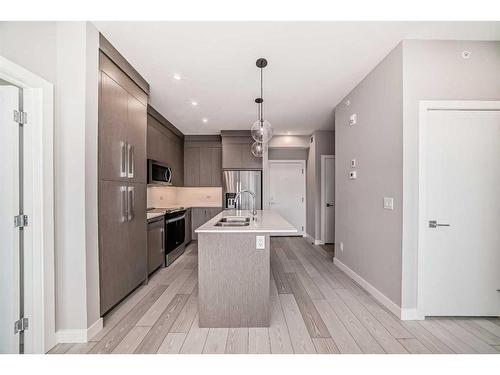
[349,170,357,179]
[351,159,356,168]
[256,235,265,250]
[383,197,394,210]
[349,113,357,126]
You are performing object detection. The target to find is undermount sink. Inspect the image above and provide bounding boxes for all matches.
[215,216,251,226]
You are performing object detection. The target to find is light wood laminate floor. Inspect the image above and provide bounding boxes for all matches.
[49,237,500,354]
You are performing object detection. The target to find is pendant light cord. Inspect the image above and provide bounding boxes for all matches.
[260,66,264,124]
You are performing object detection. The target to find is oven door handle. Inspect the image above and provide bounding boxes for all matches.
[166,214,185,224]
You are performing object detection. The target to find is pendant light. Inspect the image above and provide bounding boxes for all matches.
[251,58,273,146]
[251,141,264,158]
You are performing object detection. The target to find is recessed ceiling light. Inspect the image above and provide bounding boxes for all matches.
[202,118,208,123]
[173,74,181,80]
[191,101,198,106]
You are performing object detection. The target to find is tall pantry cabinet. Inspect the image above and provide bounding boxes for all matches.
[98,36,149,315]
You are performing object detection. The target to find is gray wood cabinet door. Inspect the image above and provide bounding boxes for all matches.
[222,143,242,169]
[205,207,223,221]
[184,209,192,244]
[241,143,262,169]
[127,182,147,287]
[211,147,222,186]
[99,72,128,182]
[98,180,132,315]
[147,217,164,274]
[173,141,184,186]
[126,95,147,184]
[191,207,207,240]
[199,147,213,186]
[184,147,200,187]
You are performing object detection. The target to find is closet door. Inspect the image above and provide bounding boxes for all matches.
[99,72,128,182]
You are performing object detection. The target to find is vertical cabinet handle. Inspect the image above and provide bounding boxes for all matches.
[128,186,135,221]
[127,143,134,179]
[160,228,164,253]
[120,186,128,222]
[120,141,127,178]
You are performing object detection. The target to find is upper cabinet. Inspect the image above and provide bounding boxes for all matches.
[99,52,148,184]
[184,136,222,187]
[147,105,184,186]
[221,131,262,170]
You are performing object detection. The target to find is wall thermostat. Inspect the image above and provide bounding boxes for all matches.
[349,171,357,180]
[349,113,357,126]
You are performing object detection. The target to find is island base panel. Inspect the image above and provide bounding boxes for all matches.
[198,232,270,328]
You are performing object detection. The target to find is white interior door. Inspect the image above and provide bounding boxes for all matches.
[0,85,21,353]
[422,109,500,317]
[268,161,305,235]
[322,156,335,244]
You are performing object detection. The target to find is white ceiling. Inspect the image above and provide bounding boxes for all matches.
[94,22,500,135]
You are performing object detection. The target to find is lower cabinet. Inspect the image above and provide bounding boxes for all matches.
[99,181,147,315]
[185,209,192,245]
[191,207,223,240]
[147,217,165,275]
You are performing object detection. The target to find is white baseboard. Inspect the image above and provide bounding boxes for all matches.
[87,318,103,340]
[333,258,402,319]
[400,308,421,321]
[304,232,324,246]
[56,318,103,343]
[304,232,314,242]
[56,329,87,343]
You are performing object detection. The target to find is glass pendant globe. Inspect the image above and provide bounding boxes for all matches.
[251,141,264,158]
[251,120,273,143]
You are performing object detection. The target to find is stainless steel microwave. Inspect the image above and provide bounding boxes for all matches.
[147,159,172,185]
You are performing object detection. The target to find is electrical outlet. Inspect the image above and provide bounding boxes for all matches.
[350,159,356,168]
[256,235,265,250]
[339,242,344,252]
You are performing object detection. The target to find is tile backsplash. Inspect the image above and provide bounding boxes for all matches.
[147,186,222,208]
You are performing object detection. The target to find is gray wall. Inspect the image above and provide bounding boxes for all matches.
[0,21,101,337]
[268,148,308,160]
[401,40,500,310]
[307,130,335,240]
[335,40,500,310]
[335,43,403,306]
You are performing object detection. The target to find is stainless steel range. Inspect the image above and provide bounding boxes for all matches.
[147,207,186,266]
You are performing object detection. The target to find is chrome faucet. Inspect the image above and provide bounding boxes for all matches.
[235,190,257,219]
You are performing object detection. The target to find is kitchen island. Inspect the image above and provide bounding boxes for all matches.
[195,209,297,328]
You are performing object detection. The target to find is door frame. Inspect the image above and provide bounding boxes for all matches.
[267,159,306,235]
[417,100,500,320]
[0,56,55,352]
[321,155,335,245]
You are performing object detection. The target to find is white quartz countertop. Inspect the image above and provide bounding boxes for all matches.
[195,210,298,234]
[147,212,165,221]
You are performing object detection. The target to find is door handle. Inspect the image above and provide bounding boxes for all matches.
[326,203,334,207]
[120,186,128,222]
[429,220,450,228]
[120,141,127,178]
[127,143,134,179]
[128,186,135,221]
